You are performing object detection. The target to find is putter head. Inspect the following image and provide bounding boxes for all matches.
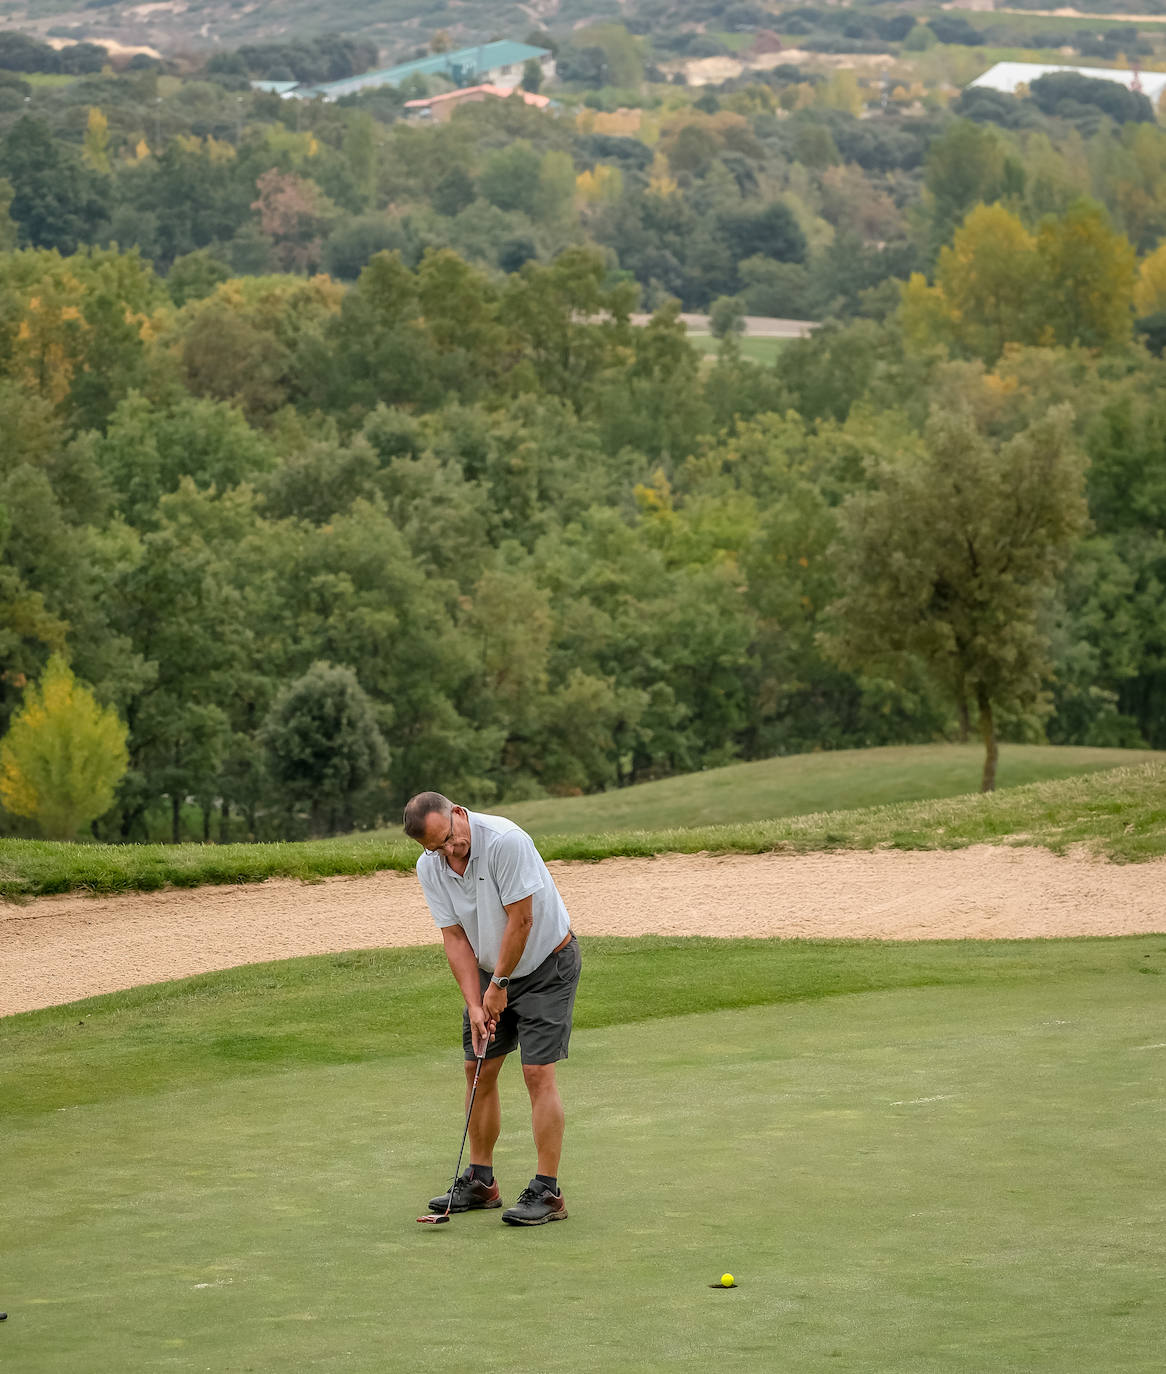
[416,1213,451,1225]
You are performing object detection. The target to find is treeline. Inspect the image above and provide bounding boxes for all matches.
[0,216,1163,839]
[4,33,1166,326]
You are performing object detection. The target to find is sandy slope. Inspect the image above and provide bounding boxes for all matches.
[3,846,1165,1018]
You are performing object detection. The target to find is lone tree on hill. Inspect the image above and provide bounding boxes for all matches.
[260,661,388,836]
[0,655,129,839]
[821,405,1089,792]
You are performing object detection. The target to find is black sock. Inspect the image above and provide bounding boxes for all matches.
[534,1173,558,1194]
[470,1164,494,1185]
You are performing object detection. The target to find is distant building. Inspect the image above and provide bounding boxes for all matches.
[250,79,302,96]
[275,40,554,102]
[404,83,552,122]
[968,60,1166,104]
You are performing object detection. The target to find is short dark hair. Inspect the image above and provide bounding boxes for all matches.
[403,791,452,841]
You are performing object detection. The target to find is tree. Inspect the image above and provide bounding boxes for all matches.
[166,248,231,307]
[1029,71,1154,125]
[719,200,807,266]
[478,141,542,216]
[82,107,111,175]
[432,166,476,218]
[504,247,637,414]
[259,660,389,835]
[0,654,128,839]
[522,58,543,93]
[1134,240,1166,316]
[923,120,1010,251]
[570,24,643,88]
[0,117,108,254]
[822,406,1089,791]
[1035,201,1136,350]
[0,176,15,251]
[933,203,1041,363]
[709,294,746,338]
[251,168,339,274]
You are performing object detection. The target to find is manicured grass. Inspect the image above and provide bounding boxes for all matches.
[3,936,1164,1370]
[0,748,1162,898]
[8,933,1161,1118]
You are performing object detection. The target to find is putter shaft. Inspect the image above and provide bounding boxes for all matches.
[418,1024,493,1226]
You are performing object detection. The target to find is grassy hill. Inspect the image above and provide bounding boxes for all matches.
[2,0,557,56]
[0,745,1162,898]
[497,743,1166,837]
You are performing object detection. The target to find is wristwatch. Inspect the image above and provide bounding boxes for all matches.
[490,974,510,989]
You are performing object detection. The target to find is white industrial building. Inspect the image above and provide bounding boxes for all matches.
[968,60,1166,105]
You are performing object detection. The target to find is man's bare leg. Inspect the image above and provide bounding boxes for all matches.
[467,1055,505,1167]
[522,1062,564,1179]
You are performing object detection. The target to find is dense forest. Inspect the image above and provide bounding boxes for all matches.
[0,19,1164,840]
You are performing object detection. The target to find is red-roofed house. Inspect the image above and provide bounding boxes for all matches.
[403,83,552,121]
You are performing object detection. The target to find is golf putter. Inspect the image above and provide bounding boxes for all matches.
[417,1025,493,1225]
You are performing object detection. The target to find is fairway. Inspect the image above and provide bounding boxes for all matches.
[4,944,1164,1371]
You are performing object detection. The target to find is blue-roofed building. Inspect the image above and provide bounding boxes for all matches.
[250,79,302,96]
[291,40,554,102]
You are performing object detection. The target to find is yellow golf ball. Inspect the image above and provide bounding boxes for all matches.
[720,1273,735,1287]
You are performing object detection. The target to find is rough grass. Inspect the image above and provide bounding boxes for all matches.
[0,749,1162,900]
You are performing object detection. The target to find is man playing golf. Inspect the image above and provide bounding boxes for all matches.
[404,792,582,1226]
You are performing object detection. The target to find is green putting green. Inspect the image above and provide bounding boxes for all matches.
[3,944,1164,1371]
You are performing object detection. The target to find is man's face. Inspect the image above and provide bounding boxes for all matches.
[419,805,470,863]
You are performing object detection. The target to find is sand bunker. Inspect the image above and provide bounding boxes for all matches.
[2,846,1164,1018]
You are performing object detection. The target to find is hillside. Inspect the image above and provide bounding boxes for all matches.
[3,0,565,57]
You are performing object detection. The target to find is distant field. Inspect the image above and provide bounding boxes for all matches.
[498,743,1165,836]
[688,333,788,364]
[705,29,756,51]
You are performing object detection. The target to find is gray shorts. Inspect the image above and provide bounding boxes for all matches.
[462,935,581,1066]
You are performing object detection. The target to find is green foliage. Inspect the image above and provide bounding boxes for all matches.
[522,57,543,94]
[166,247,231,306]
[1029,70,1154,125]
[903,23,936,51]
[0,117,108,254]
[708,294,746,338]
[478,140,542,216]
[0,90,1163,835]
[824,404,1090,790]
[0,653,128,838]
[259,660,389,836]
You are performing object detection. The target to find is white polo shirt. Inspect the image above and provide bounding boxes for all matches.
[416,809,570,978]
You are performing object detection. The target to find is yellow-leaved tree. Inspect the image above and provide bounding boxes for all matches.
[1134,241,1166,315]
[83,106,110,173]
[0,655,128,840]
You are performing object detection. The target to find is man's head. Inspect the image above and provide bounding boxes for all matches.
[403,792,471,863]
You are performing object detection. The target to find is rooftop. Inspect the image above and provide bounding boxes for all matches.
[404,82,552,111]
[298,39,550,101]
[968,60,1166,102]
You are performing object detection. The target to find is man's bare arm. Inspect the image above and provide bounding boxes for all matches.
[482,895,533,1024]
[441,925,494,1053]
